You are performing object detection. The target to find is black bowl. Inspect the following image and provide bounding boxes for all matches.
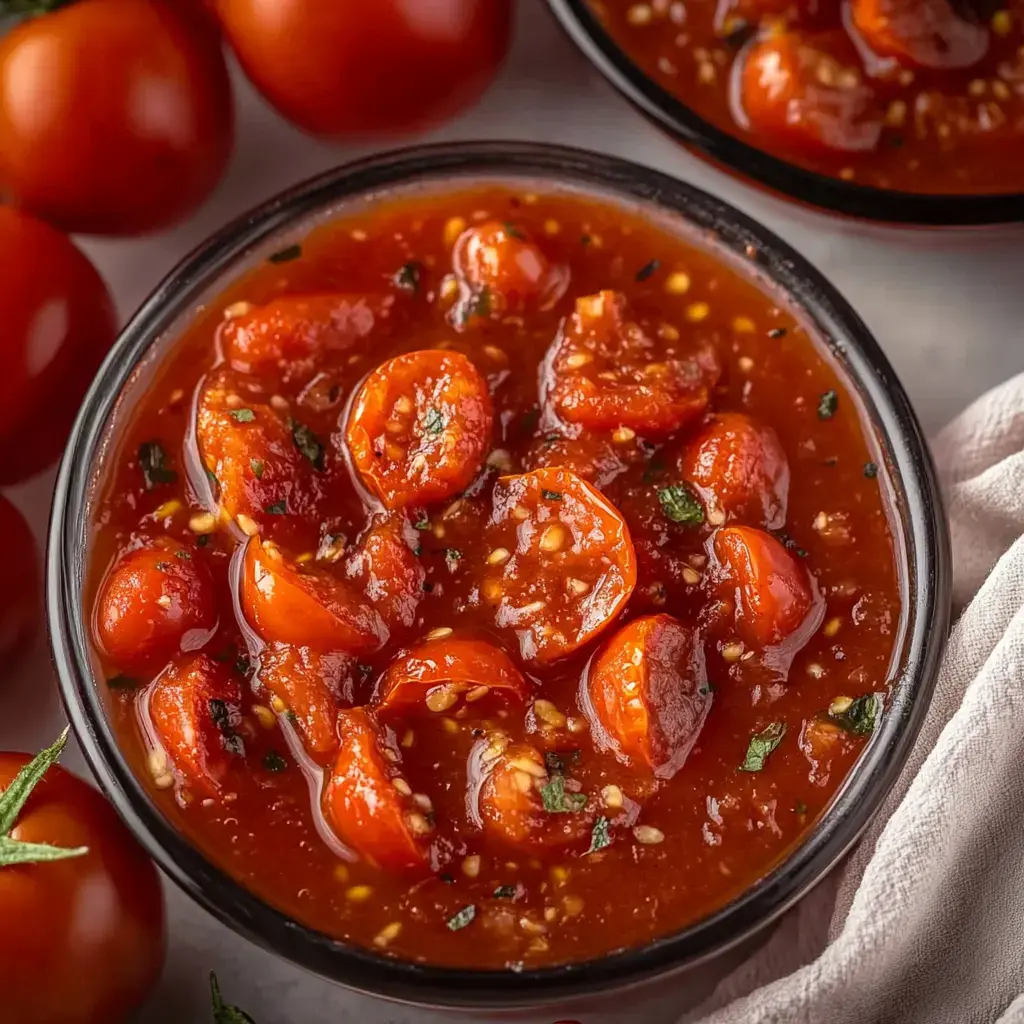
[546,0,1024,227]
[47,140,951,1011]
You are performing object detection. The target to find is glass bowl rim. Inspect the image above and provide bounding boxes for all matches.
[47,139,951,1009]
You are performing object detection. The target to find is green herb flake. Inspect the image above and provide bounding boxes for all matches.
[739,722,786,773]
[138,441,177,490]
[445,548,462,567]
[205,467,220,490]
[413,512,431,531]
[175,549,191,560]
[543,750,579,775]
[657,484,704,525]
[458,286,492,325]
[818,390,839,420]
[794,799,808,815]
[250,458,264,479]
[393,260,422,293]
[264,500,288,515]
[863,461,879,479]
[228,408,256,423]
[423,407,446,435]
[210,971,256,1024]
[635,258,660,282]
[542,489,563,501]
[235,654,251,677]
[291,420,325,470]
[209,699,245,757]
[267,243,302,264]
[493,885,518,899]
[107,674,140,690]
[155,561,171,572]
[828,694,880,736]
[197,534,210,548]
[262,751,287,773]
[447,905,477,931]
[502,222,526,240]
[587,816,612,854]
[539,775,587,814]
[285,710,298,725]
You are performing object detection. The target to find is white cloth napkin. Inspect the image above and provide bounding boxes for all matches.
[677,374,1024,1024]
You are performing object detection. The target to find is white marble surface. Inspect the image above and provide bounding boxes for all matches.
[5,2,1024,1021]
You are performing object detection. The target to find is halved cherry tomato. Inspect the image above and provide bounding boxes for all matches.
[346,350,493,510]
[714,526,822,647]
[242,536,386,655]
[545,291,720,435]
[197,369,320,524]
[0,207,116,485]
[146,654,243,795]
[218,293,385,376]
[0,0,233,235]
[95,540,217,675]
[376,636,528,713]
[523,432,640,490]
[452,221,568,316]
[586,615,711,779]
[343,518,424,634]
[323,707,433,873]
[737,32,883,154]
[0,495,38,663]
[256,643,353,756]
[678,413,789,530]
[213,0,511,137]
[850,0,988,70]
[481,468,636,663]
[473,740,593,849]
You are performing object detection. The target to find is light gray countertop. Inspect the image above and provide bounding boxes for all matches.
[4,2,1024,1022]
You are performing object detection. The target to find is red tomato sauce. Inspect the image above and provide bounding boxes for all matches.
[86,185,902,968]
[589,0,1024,194]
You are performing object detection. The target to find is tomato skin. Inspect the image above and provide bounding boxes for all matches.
[586,615,711,779]
[323,707,433,873]
[0,755,165,1024]
[0,0,233,235]
[343,518,425,635]
[95,541,218,675]
[214,0,511,137]
[0,495,38,663]
[0,208,116,485]
[850,0,988,70]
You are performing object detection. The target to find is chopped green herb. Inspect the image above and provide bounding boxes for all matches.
[543,750,579,776]
[291,420,324,470]
[539,775,587,813]
[264,500,287,515]
[863,461,879,479]
[794,799,808,815]
[542,489,563,501]
[818,390,839,420]
[262,751,287,773]
[587,816,612,854]
[197,534,210,548]
[635,258,660,282]
[228,408,255,423]
[445,548,462,567]
[767,327,787,339]
[393,260,422,293]
[209,699,245,757]
[502,222,525,240]
[458,286,491,325]
[447,905,476,931]
[235,654,251,677]
[155,561,171,572]
[739,722,786,772]
[205,467,219,490]
[773,530,809,559]
[250,458,264,479]
[413,545,422,556]
[285,710,298,725]
[210,971,256,1024]
[107,674,140,690]
[493,884,518,899]
[423,407,446,435]
[267,243,302,264]
[413,512,431,531]
[357,664,373,678]
[138,441,176,490]
[657,484,704,525]
[828,694,880,736]
[175,549,191,560]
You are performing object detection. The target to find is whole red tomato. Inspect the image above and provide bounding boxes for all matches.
[0,0,234,235]
[0,495,39,663]
[214,0,513,137]
[0,736,166,1024]
[0,207,116,484]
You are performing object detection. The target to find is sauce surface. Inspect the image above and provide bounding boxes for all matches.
[590,0,1024,194]
[87,184,902,969]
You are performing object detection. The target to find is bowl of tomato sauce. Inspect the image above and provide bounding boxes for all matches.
[48,141,950,1010]
[547,0,1024,225]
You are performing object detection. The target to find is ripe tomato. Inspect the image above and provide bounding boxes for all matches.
[0,734,165,1024]
[0,0,233,235]
[0,495,38,663]
[0,208,115,485]
[213,0,512,137]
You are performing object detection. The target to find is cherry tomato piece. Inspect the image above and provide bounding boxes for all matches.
[473,740,593,849]
[482,468,637,662]
[256,643,353,756]
[850,0,988,70]
[346,350,493,510]
[95,540,217,675]
[586,615,711,779]
[242,536,386,655]
[213,0,511,137]
[0,208,116,485]
[678,413,790,530]
[0,0,233,235]
[452,221,568,315]
[546,290,720,434]
[0,753,165,1024]
[0,495,38,663]
[343,518,425,634]
[218,293,385,376]
[376,636,529,713]
[146,653,243,795]
[737,32,883,154]
[714,526,822,647]
[523,432,640,490]
[323,708,434,873]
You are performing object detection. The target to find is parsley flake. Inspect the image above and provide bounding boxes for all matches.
[587,816,612,854]
[539,775,587,813]
[267,243,302,264]
[393,260,422,294]
[458,286,491,325]
[413,512,431,531]
[423,407,446,435]
[197,534,210,548]
[657,484,704,525]
[542,489,563,501]
[228,408,255,423]
[739,722,786,773]
[138,441,177,490]
[175,549,191,560]
[447,905,476,931]
[818,390,839,420]
[502,222,526,240]
[155,561,171,572]
[828,694,881,736]
[445,548,462,568]
[209,699,245,757]
[264,499,287,515]
[291,420,325,470]
[635,258,660,282]
[493,885,518,899]
[262,751,287,773]
[250,458,264,479]
[864,461,879,479]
